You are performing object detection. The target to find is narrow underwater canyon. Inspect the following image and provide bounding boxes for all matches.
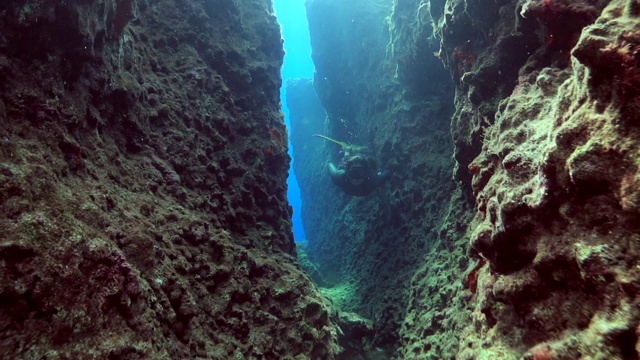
[0,1,639,360]
[291,0,640,359]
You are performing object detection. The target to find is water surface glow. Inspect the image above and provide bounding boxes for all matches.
[273,0,314,242]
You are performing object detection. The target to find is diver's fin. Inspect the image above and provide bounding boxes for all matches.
[312,134,350,148]
[312,134,368,151]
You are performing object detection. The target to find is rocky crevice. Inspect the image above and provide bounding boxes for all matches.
[293,0,640,358]
[292,0,473,358]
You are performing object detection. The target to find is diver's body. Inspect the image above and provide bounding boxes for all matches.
[327,150,388,196]
[313,134,388,196]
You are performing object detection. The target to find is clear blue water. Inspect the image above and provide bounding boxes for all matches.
[273,0,315,242]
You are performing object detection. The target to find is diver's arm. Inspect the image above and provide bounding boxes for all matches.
[328,163,347,186]
[328,163,345,179]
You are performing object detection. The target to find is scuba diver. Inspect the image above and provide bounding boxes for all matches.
[313,134,388,196]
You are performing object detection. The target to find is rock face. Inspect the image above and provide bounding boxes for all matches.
[292,0,640,358]
[457,0,640,358]
[286,78,328,252]
[0,0,339,358]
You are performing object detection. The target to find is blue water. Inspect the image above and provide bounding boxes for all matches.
[273,0,315,242]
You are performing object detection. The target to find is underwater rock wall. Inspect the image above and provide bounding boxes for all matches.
[0,0,340,358]
[298,0,475,357]
[384,1,479,358]
[285,79,329,253]
[440,0,640,358]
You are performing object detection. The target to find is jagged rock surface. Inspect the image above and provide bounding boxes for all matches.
[0,0,340,358]
[458,0,640,358]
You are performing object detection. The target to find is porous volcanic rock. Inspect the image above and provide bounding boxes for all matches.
[0,0,340,358]
[455,0,640,358]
